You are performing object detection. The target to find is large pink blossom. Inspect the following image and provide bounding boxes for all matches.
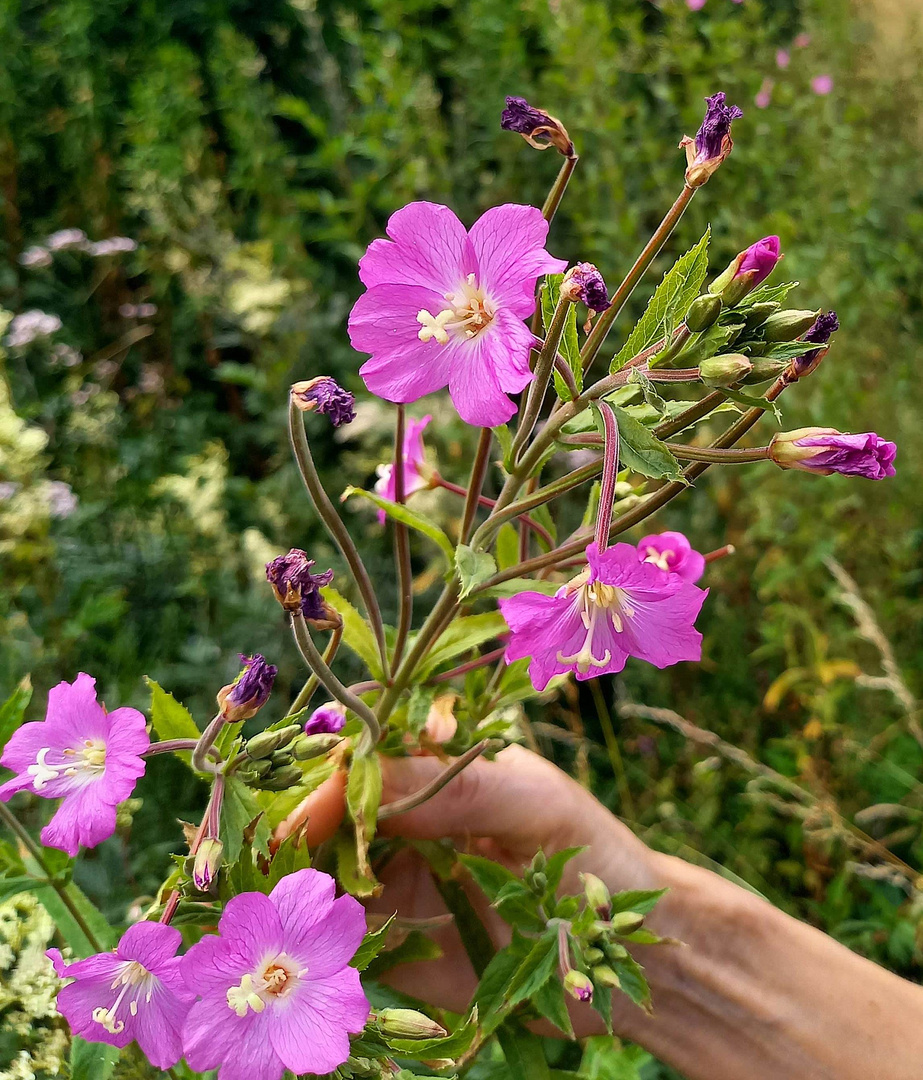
[47,922,194,1069]
[0,673,148,856]
[499,542,707,691]
[181,868,370,1080]
[348,202,565,427]
[374,413,431,523]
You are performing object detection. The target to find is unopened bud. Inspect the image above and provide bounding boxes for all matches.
[591,964,621,989]
[604,941,629,961]
[192,838,223,892]
[761,309,821,342]
[610,911,645,935]
[530,850,547,874]
[581,873,611,919]
[377,1008,447,1040]
[528,871,548,895]
[674,323,735,366]
[245,725,302,761]
[290,732,343,761]
[741,302,780,332]
[699,353,752,387]
[217,654,277,722]
[583,946,605,965]
[563,969,594,1003]
[743,358,788,384]
[256,765,303,790]
[684,293,723,332]
[271,750,294,767]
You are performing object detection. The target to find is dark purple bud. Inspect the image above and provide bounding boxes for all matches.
[802,310,839,345]
[561,263,609,313]
[500,95,575,157]
[769,427,896,480]
[217,654,277,722]
[789,310,838,380]
[266,548,334,619]
[681,92,743,187]
[304,702,347,736]
[291,376,356,427]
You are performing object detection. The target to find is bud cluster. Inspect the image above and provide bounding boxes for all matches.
[237,721,343,791]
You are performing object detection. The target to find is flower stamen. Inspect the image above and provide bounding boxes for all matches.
[28,740,106,790]
[417,274,494,345]
[93,961,152,1034]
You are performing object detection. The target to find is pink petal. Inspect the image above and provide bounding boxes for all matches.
[41,783,118,855]
[131,982,190,1069]
[0,720,53,788]
[46,673,109,742]
[269,866,335,934]
[104,707,150,759]
[358,201,476,293]
[501,591,587,691]
[618,584,707,668]
[489,308,538,394]
[217,892,285,963]
[448,337,518,427]
[180,934,251,997]
[118,922,182,969]
[183,997,282,1080]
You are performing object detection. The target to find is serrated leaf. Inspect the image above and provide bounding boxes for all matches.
[612,406,686,483]
[474,935,532,1035]
[612,953,652,1013]
[627,368,669,417]
[493,422,515,471]
[542,273,583,398]
[346,753,382,892]
[611,228,711,372]
[532,971,574,1036]
[459,853,519,901]
[744,280,799,306]
[343,486,454,564]
[220,776,270,864]
[507,929,560,1007]
[720,387,782,423]
[418,611,508,679]
[477,577,560,600]
[320,586,383,680]
[0,679,32,758]
[455,545,498,599]
[590,979,614,1034]
[351,915,394,971]
[609,887,667,915]
[366,927,443,978]
[146,678,201,754]
[406,684,437,736]
[497,1022,553,1080]
[543,846,586,894]
[267,831,312,888]
[747,338,821,360]
[491,880,546,933]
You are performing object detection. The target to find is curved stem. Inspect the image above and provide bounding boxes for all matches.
[286,625,343,718]
[377,739,500,820]
[192,713,225,774]
[461,429,493,544]
[435,476,555,549]
[144,739,200,756]
[392,405,414,669]
[289,398,389,679]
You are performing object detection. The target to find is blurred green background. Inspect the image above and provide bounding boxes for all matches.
[1,0,921,1074]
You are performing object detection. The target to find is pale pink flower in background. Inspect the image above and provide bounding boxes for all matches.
[794,33,812,48]
[687,0,707,9]
[45,228,87,252]
[811,74,833,95]
[374,413,431,523]
[755,80,774,109]
[776,49,790,69]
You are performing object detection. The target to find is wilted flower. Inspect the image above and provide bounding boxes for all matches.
[500,95,575,157]
[811,74,834,95]
[348,201,566,427]
[6,310,62,348]
[789,309,838,380]
[45,228,87,252]
[769,428,896,479]
[561,263,609,313]
[19,245,52,269]
[291,377,356,428]
[181,868,370,1079]
[680,92,744,187]
[47,922,194,1068]
[0,673,149,856]
[86,237,138,257]
[303,703,347,736]
[266,549,335,620]
[637,531,705,583]
[374,413,432,523]
[500,542,707,691]
[217,654,278,722]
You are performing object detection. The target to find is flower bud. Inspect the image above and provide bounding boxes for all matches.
[761,309,821,342]
[741,301,781,332]
[769,428,896,480]
[377,1008,447,1040]
[243,757,273,779]
[500,95,575,157]
[291,376,356,427]
[217,654,278,722]
[699,353,752,387]
[609,911,645,935]
[192,838,223,892]
[742,358,788,385]
[581,873,611,919]
[244,724,302,761]
[266,549,334,620]
[270,750,294,767]
[563,969,594,1003]
[680,92,743,187]
[528,871,548,895]
[561,263,609,313]
[304,702,347,736]
[591,964,621,989]
[290,732,343,760]
[674,323,736,366]
[603,940,629,961]
[710,237,782,307]
[254,764,303,791]
[583,947,605,965]
[530,850,547,874]
[684,293,723,332]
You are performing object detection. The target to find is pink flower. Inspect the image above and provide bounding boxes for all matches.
[47,922,194,1069]
[686,0,707,9]
[755,79,774,109]
[348,202,566,427]
[637,531,706,583]
[776,49,790,69]
[304,703,347,735]
[374,413,432,524]
[499,542,707,691]
[794,33,812,48]
[769,428,896,479]
[181,868,370,1080]
[0,673,148,856]
[811,74,833,95]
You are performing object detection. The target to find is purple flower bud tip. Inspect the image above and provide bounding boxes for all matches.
[802,310,839,345]
[291,376,356,427]
[696,92,744,160]
[770,427,896,480]
[219,654,277,720]
[737,236,781,285]
[563,263,609,313]
[266,548,335,620]
[304,703,347,736]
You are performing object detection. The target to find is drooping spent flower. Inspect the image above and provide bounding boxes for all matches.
[680,92,744,187]
[303,703,347,736]
[788,310,838,380]
[0,673,148,856]
[561,263,609,313]
[47,922,194,1069]
[769,428,896,479]
[181,868,370,1080]
[637,531,706,584]
[374,413,432,524]
[348,201,566,427]
[499,542,707,691]
[217,654,278,723]
[266,549,336,623]
[500,95,575,157]
[291,377,356,428]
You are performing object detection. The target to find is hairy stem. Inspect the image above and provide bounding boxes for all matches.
[191,713,225,774]
[285,625,343,718]
[392,405,414,669]
[594,402,620,550]
[428,645,509,685]
[664,442,770,463]
[461,429,493,544]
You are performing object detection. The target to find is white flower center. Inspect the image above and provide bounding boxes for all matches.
[556,579,635,674]
[92,960,155,1034]
[27,739,106,791]
[642,546,674,572]
[417,273,494,345]
[227,953,307,1017]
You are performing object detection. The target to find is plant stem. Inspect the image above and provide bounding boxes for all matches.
[378,739,499,820]
[594,402,620,550]
[581,183,696,375]
[542,153,578,223]
[286,625,343,718]
[160,774,224,927]
[435,476,555,548]
[290,613,380,755]
[428,645,509,685]
[0,802,105,953]
[514,295,575,460]
[653,390,726,439]
[288,398,389,680]
[392,405,413,670]
[460,428,493,544]
[144,739,200,756]
[191,713,225,774]
[664,442,770,463]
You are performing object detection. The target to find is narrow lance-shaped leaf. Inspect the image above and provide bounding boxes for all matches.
[343,486,455,565]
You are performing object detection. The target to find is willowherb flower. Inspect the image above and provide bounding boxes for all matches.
[710,235,781,305]
[45,228,87,252]
[348,201,566,427]
[5,310,62,348]
[499,542,707,691]
[47,922,194,1068]
[217,655,278,723]
[776,49,791,69]
[86,237,137,257]
[46,481,78,519]
[680,92,744,187]
[0,673,149,856]
[19,245,52,269]
[500,95,575,156]
[789,309,838,380]
[374,413,432,523]
[769,428,896,479]
[561,263,609,313]
[291,376,356,428]
[303,702,347,736]
[266,549,335,620]
[811,74,834,95]
[181,868,370,1080]
[637,531,705,583]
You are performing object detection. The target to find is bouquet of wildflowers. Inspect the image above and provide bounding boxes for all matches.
[0,91,896,1080]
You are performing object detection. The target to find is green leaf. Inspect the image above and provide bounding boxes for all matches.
[491,880,546,933]
[0,876,40,903]
[533,972,574,1036]
[323,585,382,679]
[580,1037,652,1079]
[611,228,710,371]
[747,338,820,360]
[384,1007,479,1057]
[542,273,583,398]
[406,684,437,736]
[418,611,508,679]
[365,928,443,978]
[507,928,560,1007]
[70,1037,119,1080]
[145,678,201,755]
[343,486,455,564]
[346,753,382,893]
[497,1022,553,1080]
[612,406,686,483]
[590,979,614,1034]
[458,853,519,901]
[0,678,32,758]
[497,523,521,571]
[220,776,270,864]
[477,577,559,600]
[720,387,782,423]
[267,832,312,889]
[32,880,116,956]
[612,953,652,1013]
[543,846,586,894]
[351,915,394,971]
[474,934,532,1035]
[744,280,800,306]
[626,368,669,417]
[609,887,667,916]
[455,544,498,600]
[493,422,515,471]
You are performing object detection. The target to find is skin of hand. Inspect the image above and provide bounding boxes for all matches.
[280,744,923,1080]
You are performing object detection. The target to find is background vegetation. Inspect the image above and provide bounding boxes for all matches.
[1,0,921,1076]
